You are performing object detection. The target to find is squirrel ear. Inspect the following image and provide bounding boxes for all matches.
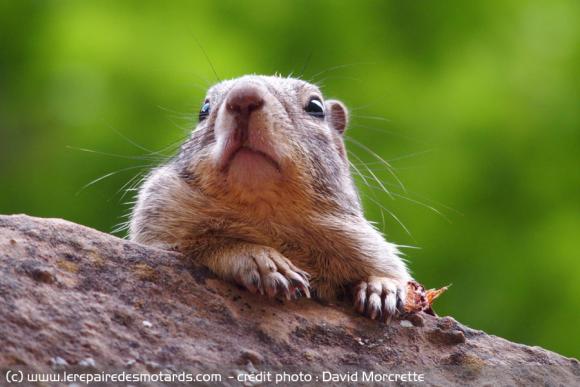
[325,100,349,134]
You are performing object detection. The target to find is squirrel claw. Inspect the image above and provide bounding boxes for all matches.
[230,246,310,301]
[354,276,407,322]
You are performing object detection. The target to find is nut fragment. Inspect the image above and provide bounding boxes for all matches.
[403,281,450,316]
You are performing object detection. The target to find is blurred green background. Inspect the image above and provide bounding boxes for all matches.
[1,1,578,358]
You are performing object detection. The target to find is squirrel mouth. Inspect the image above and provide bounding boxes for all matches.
[221,144,280,173]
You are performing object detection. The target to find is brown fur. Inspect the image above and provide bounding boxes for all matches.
[129,75,411,319]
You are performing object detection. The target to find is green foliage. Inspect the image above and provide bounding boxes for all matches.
[1,0,578,358]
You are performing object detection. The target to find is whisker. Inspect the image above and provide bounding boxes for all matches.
[191,33,220,81]
[350,114,391,123]
[75,165,153,196]
[314,75,363,86]
[353,172,458,221]
[66,146,166,162]
[308,62,375,84]
[365,183,450,222]
[386,149,434,163]
[396,244,421,250]
[299,51,313,78]
[114,169,150,202]
[360,191,412,237]
[348,150,394,199]
[349,149,434,170]
[349,124,425,144]
[348,152,389,233]
[345,136,406,193]
[348,159,370,187]
[108,126,158,154]
[157,105,196,121]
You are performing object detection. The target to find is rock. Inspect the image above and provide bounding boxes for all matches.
[427,328,466,346]
[239,349,264,365]
[49,356,68,368]
[78,357,96,367]
[404,312,425,327]
[0,214,578,386]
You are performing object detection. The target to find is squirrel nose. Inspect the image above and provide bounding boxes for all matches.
[226,85,265,115]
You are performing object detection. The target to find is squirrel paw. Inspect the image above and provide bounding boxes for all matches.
[232,247,310,300]
[353,276,406,321]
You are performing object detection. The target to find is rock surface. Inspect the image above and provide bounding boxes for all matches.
[0,214,577,386]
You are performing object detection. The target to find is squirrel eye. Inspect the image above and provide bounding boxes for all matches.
[199,101,210,121]
[305,97,325,118]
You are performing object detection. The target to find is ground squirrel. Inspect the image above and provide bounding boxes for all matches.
[129,75,412,320]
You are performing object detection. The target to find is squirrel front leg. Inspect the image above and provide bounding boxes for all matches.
[333,220,411,321]
[192,239,311,299]
[353,232,411,321]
